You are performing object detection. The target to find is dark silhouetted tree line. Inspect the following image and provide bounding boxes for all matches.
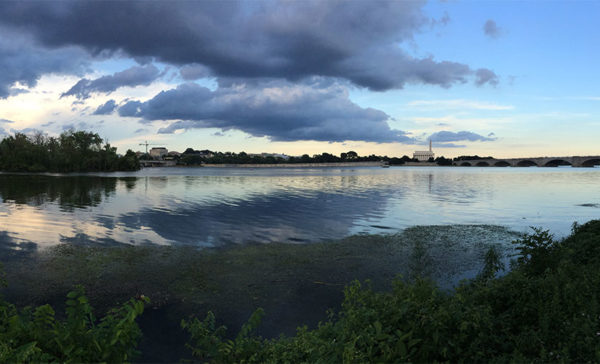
[0,130,139,172]
[453,155,494,161]
[178,149,422,166]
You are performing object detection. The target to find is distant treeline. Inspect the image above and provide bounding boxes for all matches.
[0,130,140,173]
[453,155,494,161]
[177,149,456,166]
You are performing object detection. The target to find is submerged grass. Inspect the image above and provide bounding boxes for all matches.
[1,225,519,362]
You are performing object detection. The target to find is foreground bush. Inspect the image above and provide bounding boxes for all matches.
[0,284,148,363]
[183,220,600,362]
[2,220,600,362]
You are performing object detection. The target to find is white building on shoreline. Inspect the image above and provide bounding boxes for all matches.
[413,140,435,161]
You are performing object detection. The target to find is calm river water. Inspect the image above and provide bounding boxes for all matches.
[1,166,599,249]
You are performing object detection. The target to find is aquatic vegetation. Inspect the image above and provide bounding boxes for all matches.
[182,220,600,362]
[0,225,516,361]
[4,222,600,362]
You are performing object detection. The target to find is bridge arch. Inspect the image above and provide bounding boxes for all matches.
[544,159,572,167]
[476,161,490,167]
[460,162,472,166]
[582,158,600,167]
[516,160,538,167]
[494,161,511,167]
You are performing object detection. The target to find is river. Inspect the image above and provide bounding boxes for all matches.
[0,166,598,249]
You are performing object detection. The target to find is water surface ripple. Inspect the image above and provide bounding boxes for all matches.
[0,166,598,248]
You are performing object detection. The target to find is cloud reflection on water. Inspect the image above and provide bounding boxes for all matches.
[1,167,599,250]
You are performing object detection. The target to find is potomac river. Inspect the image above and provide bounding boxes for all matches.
[1,166,598,249]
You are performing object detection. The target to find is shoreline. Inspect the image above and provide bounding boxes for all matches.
[1,225,519,361]
[182,161,438,168]
[201,161,383,168]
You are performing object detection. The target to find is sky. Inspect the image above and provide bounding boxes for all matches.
[0,0,598,159]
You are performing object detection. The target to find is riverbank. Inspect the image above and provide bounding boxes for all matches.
[1,225,518,362]
[201,161,385,168]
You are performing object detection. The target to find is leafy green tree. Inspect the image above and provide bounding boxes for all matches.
[346,151,358,159]
[0,130,139,172]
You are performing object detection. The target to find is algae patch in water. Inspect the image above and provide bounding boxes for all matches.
[1,224,520,362]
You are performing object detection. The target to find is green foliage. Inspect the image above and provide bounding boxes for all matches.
[183,220,600,363]
[178,149,413,166]
[182,308,267,362]
[0,286,148,363]
[0,130,139,172]
[3,221,600,362]
[511,227,558,276]
[477,245,504,281]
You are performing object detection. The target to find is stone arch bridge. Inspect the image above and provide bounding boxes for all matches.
[454,156,600,167]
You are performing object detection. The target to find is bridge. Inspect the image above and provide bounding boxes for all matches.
[454,156,600,167]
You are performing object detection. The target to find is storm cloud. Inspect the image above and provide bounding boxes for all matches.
[93,99,117,115]
[122,81,413,143]
[0,1,497,91]
[430,131,498,143]
[62,64,161,99]
[0,31,88,98]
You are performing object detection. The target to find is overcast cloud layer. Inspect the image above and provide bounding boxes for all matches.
[0,1,497,92]
[0,1,501,145]
[118,81,413,143]
[62,65,161,99]
[0,31,89,98]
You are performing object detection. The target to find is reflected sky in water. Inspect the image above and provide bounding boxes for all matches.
[0,167,599,248]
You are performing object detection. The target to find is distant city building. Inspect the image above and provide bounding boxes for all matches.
[413,140,435,161]
[149,147,168,159]
[167,151,181,157]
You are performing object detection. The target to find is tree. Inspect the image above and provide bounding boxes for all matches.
[0,130,140,172]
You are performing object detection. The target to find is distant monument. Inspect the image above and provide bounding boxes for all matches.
[413,140,435,161]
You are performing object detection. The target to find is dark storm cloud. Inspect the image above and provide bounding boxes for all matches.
[123,81,413,143]
[0,1,498,90]
[483,19,501,39]
[0,31,89,98]
[430,131,497,143]
[117,100,143,117]
[180,64,212,81]
[62,65,161,99]
[93,99,117,115]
